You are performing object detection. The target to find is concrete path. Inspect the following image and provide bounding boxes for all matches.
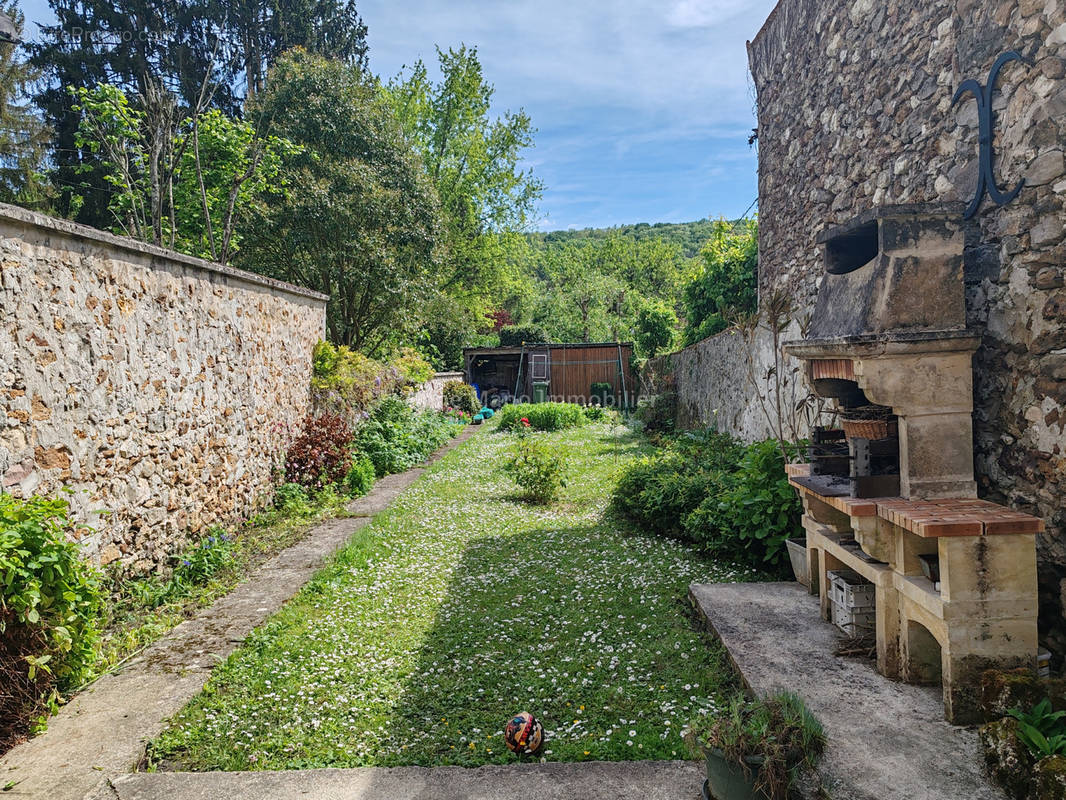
[0,426,481,800]
[110,761,704,800]
[690,581,1006,800]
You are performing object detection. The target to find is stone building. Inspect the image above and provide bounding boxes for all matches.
[744,1,1066,653]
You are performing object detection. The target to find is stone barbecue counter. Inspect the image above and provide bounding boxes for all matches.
[787,464,1046,537]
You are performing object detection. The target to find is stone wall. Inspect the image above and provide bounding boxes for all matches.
[408,371,464,412]
[645,323,807,443]
[0,203,327,571]
[749,0,1066,649]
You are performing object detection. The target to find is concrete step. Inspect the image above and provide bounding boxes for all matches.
[110,761,704,800]
[689,581,1006,800]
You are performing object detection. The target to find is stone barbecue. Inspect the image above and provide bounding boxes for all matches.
[783,204,1044,723]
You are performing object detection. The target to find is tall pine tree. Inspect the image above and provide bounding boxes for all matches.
[0,2,51,208]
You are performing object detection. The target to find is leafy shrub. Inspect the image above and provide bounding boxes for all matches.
[355,398,456,478]
[610,430,799,571]
[344,455,375,498]
[311,340,433,418]
[496,403,587,432]
[443,381,479,415]
[0,494,102,686]
[284,413,355,490]
[1,494,103,746]
[583,404,616,423]
[634,393,677,437]
[273,482,313,516]
[498,325,548,347]
[611,452,723,538]
[393,346,434,386]
[683,440,800,570]
[502,437,567,503]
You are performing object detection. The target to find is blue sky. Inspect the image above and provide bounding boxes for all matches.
[17,0,776,231]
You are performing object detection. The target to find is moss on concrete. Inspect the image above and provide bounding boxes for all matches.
[1034,755,1066,800]
[978,717,1033,799]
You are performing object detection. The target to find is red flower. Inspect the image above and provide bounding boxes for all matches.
[520,417,531,427]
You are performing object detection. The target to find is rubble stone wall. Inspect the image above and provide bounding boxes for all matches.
[645,323,807,443]
[408,372,465,412]
[749,0,1066,649]
[0,203,327,572]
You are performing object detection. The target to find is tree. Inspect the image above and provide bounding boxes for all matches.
[236,50,442,352]
[28,0,238,226]
[70,82,292,258]
[383,46,542,356]
[0,3,52,209]
[28,0,368,224]
[227,0,369,97]
[682,218,758,346]
[636,300,677,358]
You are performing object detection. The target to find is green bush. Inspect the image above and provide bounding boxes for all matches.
[590,381,612,406]
[344,455,375,498]
[496,402,587,432]
[443,381,479,415]
[0,494,102,689]
[355,398,456,477]
[610,430,799,571]
[683,440,800,570]
[634,393,677,437]
[502,437,567,503]
[311,340,434,416]
[273,482,313,516]
[1,493,103,744]
[583,404,618,423]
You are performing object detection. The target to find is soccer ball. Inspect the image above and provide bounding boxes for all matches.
[504,711,544,755]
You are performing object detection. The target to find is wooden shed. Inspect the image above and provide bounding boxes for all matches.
[463,342,636,409]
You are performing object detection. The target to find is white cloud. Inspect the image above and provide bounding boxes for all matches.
[666,0,754,28]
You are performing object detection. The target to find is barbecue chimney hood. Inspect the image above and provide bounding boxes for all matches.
[784,204,979,499]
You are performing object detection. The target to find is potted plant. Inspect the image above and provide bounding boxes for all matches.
[687,692,826,800]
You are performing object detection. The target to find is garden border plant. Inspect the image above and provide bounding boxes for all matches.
[496,402,587,432]
[610,428,801,574]
[0,492,103,751]
[501,425,568,504]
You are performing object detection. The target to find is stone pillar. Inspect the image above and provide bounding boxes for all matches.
[939,534,1040,723]
[854,346,980,499]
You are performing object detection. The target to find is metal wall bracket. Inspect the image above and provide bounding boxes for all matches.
[952,51,1028,219]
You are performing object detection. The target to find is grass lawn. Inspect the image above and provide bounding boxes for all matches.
[148,422,754,770]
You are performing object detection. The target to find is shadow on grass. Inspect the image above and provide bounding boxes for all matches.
[375,522,739,769]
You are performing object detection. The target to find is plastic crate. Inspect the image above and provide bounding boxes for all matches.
[831,598,875,636]
[827,568,875,608]
[1039,647,1051,679]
